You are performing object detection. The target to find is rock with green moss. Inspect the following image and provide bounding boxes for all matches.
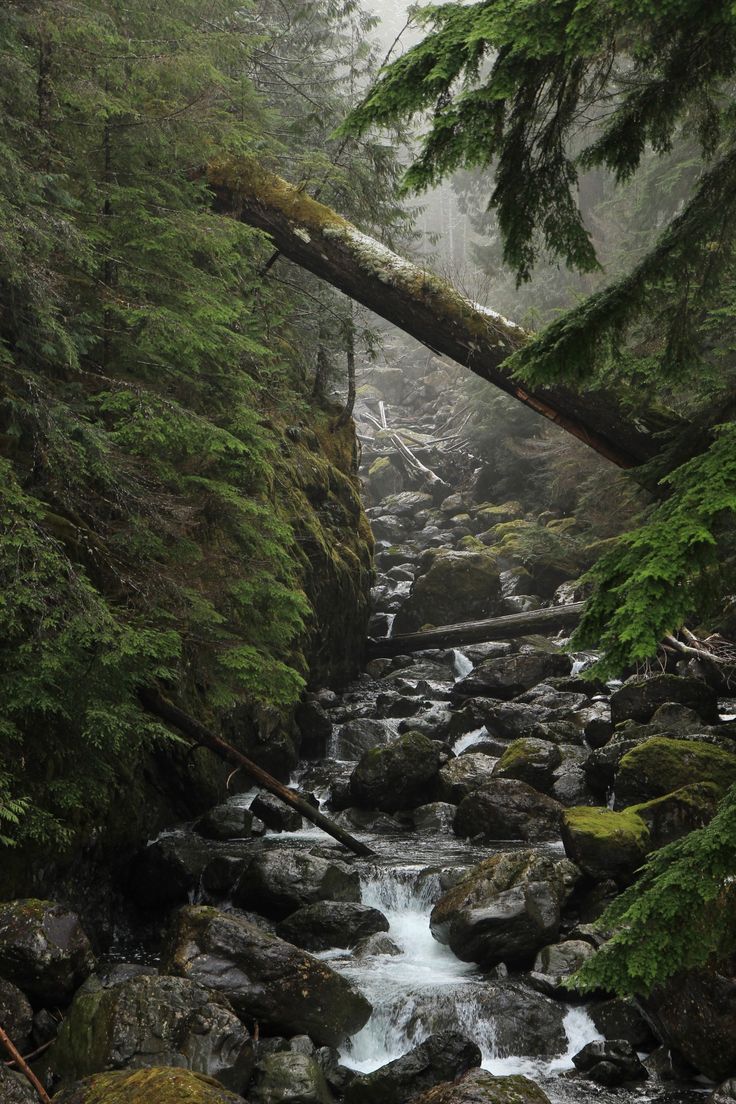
[429,850,579,967]
[493,739,562,794]
[412,1068,551,1104]
[50,973,254,1092]
[614,738,736,806]
[251,1052,332,1104]
[392,550,502,634]
[349,731,444,812]
[52,1067,244,1103]
[436,753,498,803]
[610,674,719,726]
[162,907,371,1047]
[561,807,649,881]
[366,457,403,500]
[633,782,721,847]
[0,900,95,1006]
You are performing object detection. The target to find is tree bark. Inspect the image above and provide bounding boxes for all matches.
[369,602,585,657]
[208,158,681,471]
[138,687,375,859]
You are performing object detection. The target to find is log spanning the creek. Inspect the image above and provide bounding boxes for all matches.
[139,687,376,859]
[208,158,680,472]
[368,602,586,658]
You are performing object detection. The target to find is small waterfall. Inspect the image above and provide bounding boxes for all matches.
[453,649,474,680]
[452,726,489,754]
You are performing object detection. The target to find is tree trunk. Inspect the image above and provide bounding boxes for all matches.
[208,158,681,471]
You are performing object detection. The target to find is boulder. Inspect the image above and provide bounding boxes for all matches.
[632,782,720,847]
[251,1052,333,1104]
[614,738,736,807]
[295,700,333,759]
[492,739,562,794]
[127,834,216,908]
[52,1067,245,1103]
[436,754,498,803]
[276,902,389,951]
[332,719,393,760]
[643,963,736,1079]
[531,940,595,996]
[233,848,360,920]
[454,780,563,844]
[610,674,719,726]
[589,998,656,1049]
[353,933,402,959]
[712,1080,736,1103]
[366,458,404,501]
[413,803,457,833]
[250,793,303,833]
[163,906,371,1047]
[349,731,443,812]
[571,1039,648,1086]
[429,849,579,967]
[0,1067,37,1104]
[411,1069,551,1104]
[0,900,94,1007]
[0,977,33,1051]
[453,651,571,702]
[392,550,502,634]
[561,807,648,882]
[195,804,263,841]
[51,973,254,1092]
[344,1032,481,1104]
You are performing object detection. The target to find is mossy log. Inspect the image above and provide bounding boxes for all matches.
[208,158,680,471]
[368,601,585,657]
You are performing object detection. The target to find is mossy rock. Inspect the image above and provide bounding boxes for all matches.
[52,1067,244,1103]
[632,781,721,848]
[476,502,524,525]
[413,1069,551,1103]
[493,738,562,794]
[561,806,649,881]
[349,730,443,812]
[614,737,736,806]
[392,549,501,635]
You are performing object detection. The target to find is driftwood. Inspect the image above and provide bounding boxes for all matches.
[138,688,375,859]
[363,406,451,492]
[0,1025,51,1104]
[208,158,682,471]
[368,602,586,657]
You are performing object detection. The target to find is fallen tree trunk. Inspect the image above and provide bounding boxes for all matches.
[368,602,585,657]
[138,687,375,859]
[208,158,681,471]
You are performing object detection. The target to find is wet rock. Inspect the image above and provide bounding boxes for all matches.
[251,1052,333,1104]
[349,731,444,812]
[163,906,371,1047]
[233,848,360,920]
[411,1068,552,1104]
[276,902,389,951]
[413,802,457,833]
[296,700,333,759]
[453,650,571,702]
[366,458,404,501]
[195,804,263,841]
[250,793,303,833]
[51,973,254,1091]
[633,782,720,847]
[584,735,641,797]
[643,962,736,1079]
[127,833,216,908]
[353,932,402,959]
[333,719,393,759]
[0,1067,37,1104]
[561,806,648,881]
[492,738,562,793]
[571,1039,648,1085]
[454,779,563,844]
[589,998,656,1049]
[0,977,33,1051]
[0,900,95,1006]
[53,1067,245,1103]
[577,702,613,748]
[712,1079,736,1102]
[344,1031,481,1104]
[334,807,407,834]
[398,705,455,742]
[614,737,736,806]
[436,753,498,803]
[550,751,596,808]
[392,549,502,634]
[610,674,719,726]
[429,849,580,967]
[531,939,595,996]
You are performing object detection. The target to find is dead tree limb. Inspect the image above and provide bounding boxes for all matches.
[208,158,682,471]
[138,688,375,859]
[0,1025,51,1104]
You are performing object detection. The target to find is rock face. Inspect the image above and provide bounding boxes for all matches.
[51,973,254,1092]
[610,674,719,726]
[453,651,571,702]
[251,1052,333,1104]
[614,738,736,807]
[233,848,360,920]
[349,731,444,812]
[454,780,563,844]
[429,850,579,967]
[643,963,736,1079]
[277,902,389,951]
[411,1069,552,1104]
[344,1032,481,1104]
[163,906,371,1047]
[0,899,95,1006]
[392,550,501,634]
[52,1067,246,1103]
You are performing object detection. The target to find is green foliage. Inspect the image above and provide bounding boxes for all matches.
[572,784,736,995]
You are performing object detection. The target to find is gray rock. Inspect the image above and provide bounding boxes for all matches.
[590,998,656,1049]
[250,793,303,833]
[163,906,371,1048]
[411,1068,552,1104]
[277,902,389,951]
[532,940,595,995]
[0,1066,45,1103]
[610,674,719,726]
[51,973,254,1092]
[349,731,443,812]
[0,977,33,1050]
[353,933,402,959]
[0,900,95,1006]
[233,848,360,920]
[252,1052,333,1104]
[344,1032,481,1104]
[196,803,262,841]
[642,964,736,1079]
[572,1039,648,1085]
[392,550,502,635]
[453,650,571,702]
[436,753,498,803]
[430,849,579,967]
[454,779,563,844]
[333,719,394,759]
[492,738,562,793]
[128,833,217,907]
[712,1079,736,1103]
[413,802,457,833]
